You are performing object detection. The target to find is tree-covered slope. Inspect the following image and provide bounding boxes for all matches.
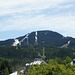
[0,45,75,72]
[0,30,75,48]
[0,45,75,65]
[25,57,75,75]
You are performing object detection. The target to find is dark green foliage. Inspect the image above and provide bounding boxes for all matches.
[4,67,9,75]
[0,45,38,71]
[63,56,72,65]
[0,60,12,75]
[0,45,75,72]
[26,57,75,75]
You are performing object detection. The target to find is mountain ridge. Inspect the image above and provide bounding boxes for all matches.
[0,30,75,48]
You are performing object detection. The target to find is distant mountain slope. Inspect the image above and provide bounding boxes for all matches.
[0,30,75,48]
[0,39,14,46]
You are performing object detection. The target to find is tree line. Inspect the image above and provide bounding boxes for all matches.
[0,45,75,73]
[26,56,75,75]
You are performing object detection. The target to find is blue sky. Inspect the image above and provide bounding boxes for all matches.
[0,0,75,40]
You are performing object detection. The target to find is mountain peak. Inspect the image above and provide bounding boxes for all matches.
[0,30,75,48]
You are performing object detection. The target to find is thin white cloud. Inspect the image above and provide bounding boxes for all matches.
[56,4,74,9]
[0,0,73,16]
[0,0,75,38]
[0,13,75,31]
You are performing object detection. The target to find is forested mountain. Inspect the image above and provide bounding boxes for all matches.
[0,30,75,48]
[0,30,75,74]
[0,39,14,46]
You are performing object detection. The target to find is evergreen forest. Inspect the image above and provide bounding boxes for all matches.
[0,45,75,74]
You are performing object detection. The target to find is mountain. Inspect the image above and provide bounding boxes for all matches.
[0,39,14,46]
[0,30,75,48]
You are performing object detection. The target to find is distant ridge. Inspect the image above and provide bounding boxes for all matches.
[0,30,75,48]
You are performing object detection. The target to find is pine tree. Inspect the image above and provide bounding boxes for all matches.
[4,67,9,75]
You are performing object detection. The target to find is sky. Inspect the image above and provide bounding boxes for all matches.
[0,0,75,40]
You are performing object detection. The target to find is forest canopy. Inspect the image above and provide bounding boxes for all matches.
[26,57,75,75]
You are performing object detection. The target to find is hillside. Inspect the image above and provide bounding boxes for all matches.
[0,45,75,64]
[0,45,75,72]
[0,30,75,48]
